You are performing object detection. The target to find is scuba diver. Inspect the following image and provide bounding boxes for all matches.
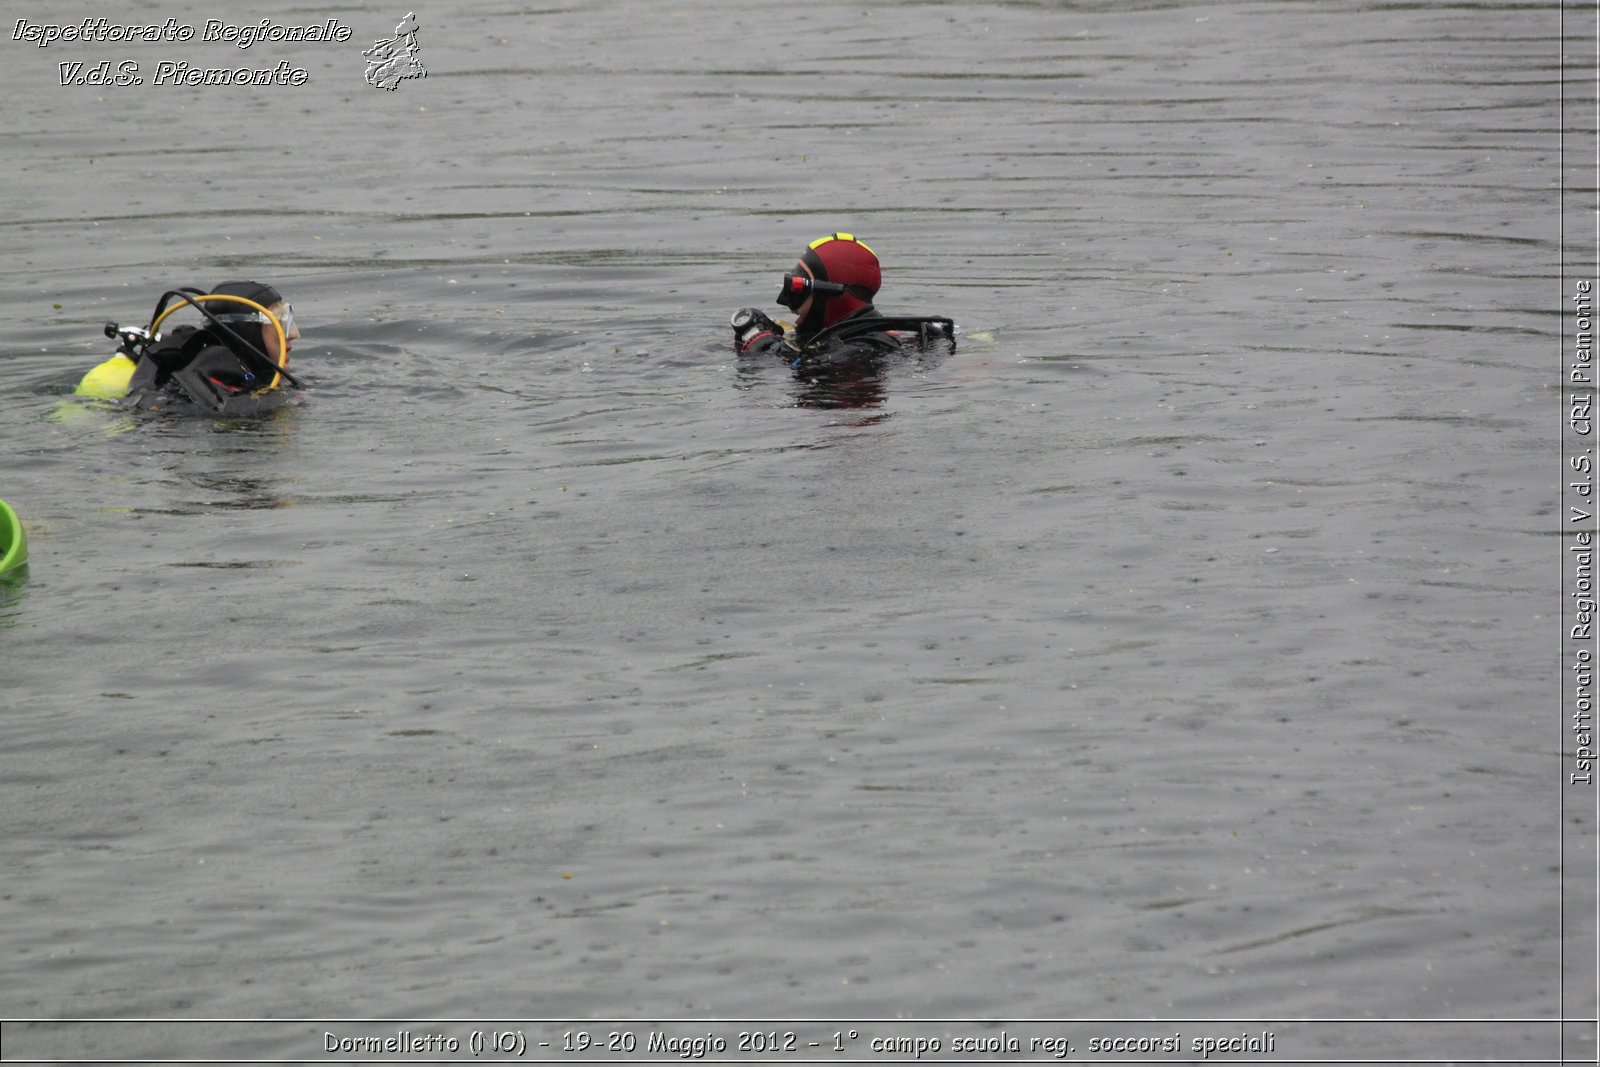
[76,280,302,415]
[730,233,954,373]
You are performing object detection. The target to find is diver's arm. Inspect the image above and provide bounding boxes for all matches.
[731,308,794,357]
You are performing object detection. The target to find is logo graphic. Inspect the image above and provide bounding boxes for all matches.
[363,12,426,90]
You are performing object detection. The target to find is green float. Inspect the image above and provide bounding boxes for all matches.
[0,499,27,575]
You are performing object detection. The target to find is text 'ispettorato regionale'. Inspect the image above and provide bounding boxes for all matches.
[12,18,353,49]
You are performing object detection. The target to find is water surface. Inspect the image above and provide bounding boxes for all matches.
[0,0,1584,1061]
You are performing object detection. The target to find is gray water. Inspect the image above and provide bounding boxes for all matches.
[0,0,1590,1062]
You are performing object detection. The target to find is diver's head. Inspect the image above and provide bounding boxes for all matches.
[207,280,299,365]
[776,233,880,342]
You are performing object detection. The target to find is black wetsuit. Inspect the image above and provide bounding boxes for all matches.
[125,324,289,415]
[735,306,955,373]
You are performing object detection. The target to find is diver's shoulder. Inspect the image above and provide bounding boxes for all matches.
[807,308,954,350]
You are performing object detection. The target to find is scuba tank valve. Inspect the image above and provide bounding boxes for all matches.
[103,321,161,350]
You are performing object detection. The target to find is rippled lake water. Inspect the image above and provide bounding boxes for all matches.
[1,0,1592,1061]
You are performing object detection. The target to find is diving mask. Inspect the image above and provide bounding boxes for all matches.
[776,273,852,312]
[211,303,295,335]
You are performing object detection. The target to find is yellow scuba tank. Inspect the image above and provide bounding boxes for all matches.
[75,353,137,399]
